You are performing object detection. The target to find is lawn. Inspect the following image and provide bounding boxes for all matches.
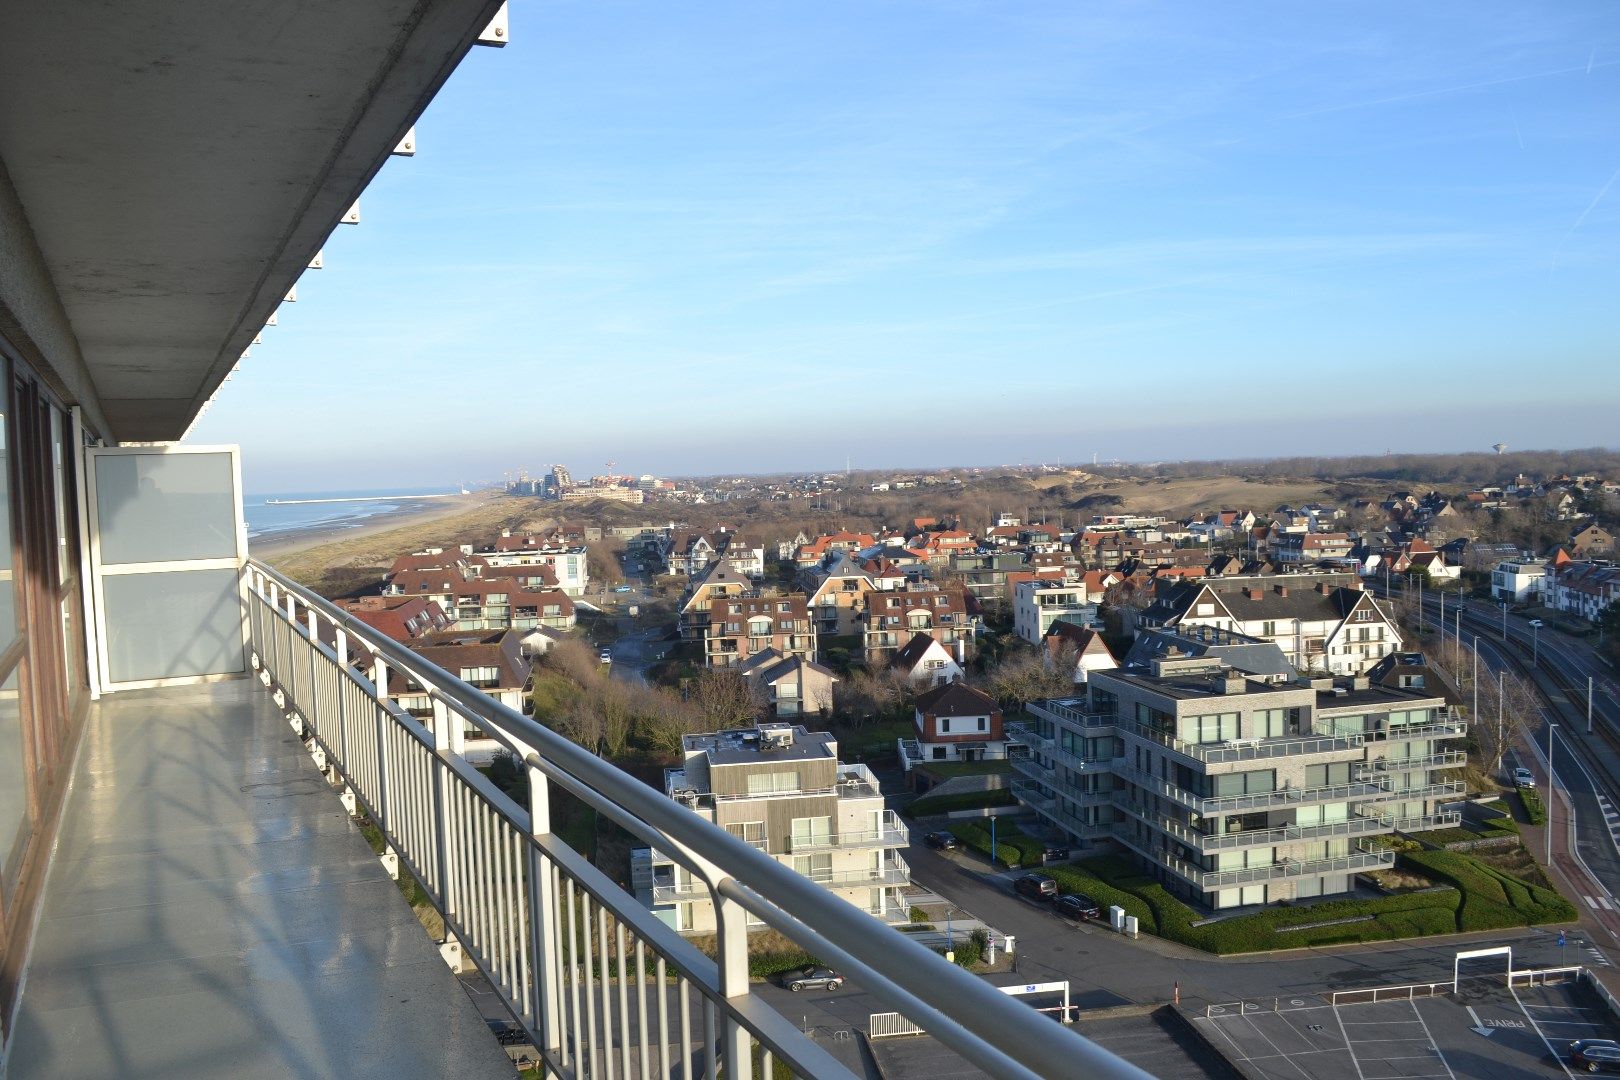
[1040,851,1575,956]
[907,788,1018,819]
[914,760,1012,781]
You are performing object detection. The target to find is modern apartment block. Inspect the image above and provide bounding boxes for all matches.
[632,724,911,934]
[861,583,972,665]
[1007,654,1463,910]
[1012,577,1099,645]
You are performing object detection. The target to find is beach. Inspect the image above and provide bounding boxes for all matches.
[250,489,569,598]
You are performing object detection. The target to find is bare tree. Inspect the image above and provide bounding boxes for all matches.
[689,670,763,729]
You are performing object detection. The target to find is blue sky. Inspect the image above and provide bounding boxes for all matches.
[193,2,1620,492]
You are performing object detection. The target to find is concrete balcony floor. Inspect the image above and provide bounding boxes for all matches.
[5,680,512,1079]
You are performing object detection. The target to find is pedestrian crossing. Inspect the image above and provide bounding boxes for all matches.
[1583,894,1614,910]
[1597,795,1620,853]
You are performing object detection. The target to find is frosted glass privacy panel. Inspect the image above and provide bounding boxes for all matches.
[102,569,245,682]
[94,452,238,564]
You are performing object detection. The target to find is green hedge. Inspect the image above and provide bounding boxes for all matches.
[1401,850,1575,930]
[1043,854,1507,954]
[906,788,1018,818]
[947,820,1045,868]
[1519,788,1546,826]
[747,949,819,978]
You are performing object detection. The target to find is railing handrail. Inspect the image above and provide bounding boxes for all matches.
[246,560,1149,1080]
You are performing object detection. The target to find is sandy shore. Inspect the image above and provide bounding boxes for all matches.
[249,492,499,561]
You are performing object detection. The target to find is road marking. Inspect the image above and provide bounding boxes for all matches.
[1586,896,1599,908]
[1508,979,1577,1079]
[1331,1005,1369,1080]
[1602,897,1614,910]
[1466,1005,1493,1037]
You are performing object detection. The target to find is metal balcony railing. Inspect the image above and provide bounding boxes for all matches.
[1009,779,1057,810]
[1357,807,1464,832]
[787,812,910,853]
[247,564,1138,1080]
[1368,750,1468,771]
[1111,762,1384,815]
[1027,699,1116,729]
[1123,722,1365,765]
[1115,833,1397,890]
[1111,798,1393,852]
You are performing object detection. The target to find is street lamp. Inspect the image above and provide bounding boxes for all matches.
[1530,619,1543,668]
[1501,601,1508,643]
[1546,722,1558,866]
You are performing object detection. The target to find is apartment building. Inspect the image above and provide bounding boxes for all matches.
[1012,577,1099,645]
[703,594,815,668]
[792,531,876,568]
[335,594,453,642]
[474,532,590,595]
[1006,657,1463,910]
[1138,573,1400,675]
[1272,532,1354,565]
[735,649,838,717]
[632,725,910,934]
[1546,561,1620,622]
[861,583,972,665]
[385,572,575,632]
[676,558,755,641]
[386,630,534,759]
[801,551,878,637]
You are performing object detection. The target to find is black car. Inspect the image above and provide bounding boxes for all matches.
[1042,845,1071,863]
[1572,1040,1620,1073]
[784,966,844,992]
[923,831,960,851]
[1013,873,1058,901]
[1051,893,1102,920]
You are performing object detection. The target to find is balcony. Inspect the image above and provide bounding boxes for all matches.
[1124,722,1365,767]
[1368,716,1468,742]
[1369,750,1468,771]
[1009,779,1057,811]
[1027,699,1116,730]
[1115,833,1397,891]
[1010,754,1060,787]
[2,680,514,1079]
[1111,762,1385,815]
[1111,798,1393,853]
[788,811,909,852]
[1358,807,1464,832]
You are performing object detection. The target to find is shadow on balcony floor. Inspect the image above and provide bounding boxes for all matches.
[5,679,513,1079]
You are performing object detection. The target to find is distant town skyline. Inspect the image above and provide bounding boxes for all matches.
[192,2,1620,491]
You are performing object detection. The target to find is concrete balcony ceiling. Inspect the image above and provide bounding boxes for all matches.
[0,0,500,440]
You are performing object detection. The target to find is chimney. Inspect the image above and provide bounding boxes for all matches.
[1317,582,1332,594]
[1273,585,1288,597]
[1245,588,1263,600]
[1351,675,1370,691]
[1222,673,1246,695]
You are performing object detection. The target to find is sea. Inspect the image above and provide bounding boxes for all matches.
[244,487,463,539]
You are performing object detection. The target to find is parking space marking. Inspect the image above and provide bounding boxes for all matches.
[1507,981,1576,1080]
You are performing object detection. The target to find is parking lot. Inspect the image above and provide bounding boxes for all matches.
[1193,970,1620,1080]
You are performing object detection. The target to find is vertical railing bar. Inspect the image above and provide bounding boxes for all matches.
[598,904,616,1080]
[616,922,631,1080]
[636,938,650,1080]
[583,890,601,1080]
[567,878,586,1075]
[680,979,693,1080]
[656,956,669,1080]
[703,998,717,1080]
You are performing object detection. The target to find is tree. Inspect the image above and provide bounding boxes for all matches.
[689,669,763,729]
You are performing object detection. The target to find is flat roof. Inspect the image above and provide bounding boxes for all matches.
[684,724,836,765]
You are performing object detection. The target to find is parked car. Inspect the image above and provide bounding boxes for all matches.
[922,831,959,851]
[613,585,633,593]
[783,966,844,992]
[1051,893,1102,920]
[1042,844,1071,863]
[1013,873,1058,901]
[599,648,613,663]
[1514,767,1536,788]
[1570,1039,1620,1073]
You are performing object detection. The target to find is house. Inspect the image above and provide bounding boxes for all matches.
[632,725,908,935]
[801,551,878,637]
[904,529,979,565]
[904,682,1006,767]
[335,594,452,641]
[1042,623,1118,684]
[861,584,972,665]
[1012,577,1098,645]
[384,569,575,632]
[1137,573,1401,675]
[1570,523,1615,558]
[793,531,877,568]
[703,594,815,668]
[890,632,964,687]
[735,649,838,717]
[1491,558,1547,603]
[390,630,534,761]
